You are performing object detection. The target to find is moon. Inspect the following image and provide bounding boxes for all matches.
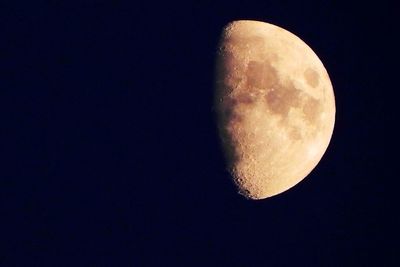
[215,20,335,199]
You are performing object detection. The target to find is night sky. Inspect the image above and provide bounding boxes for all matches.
[2,1,394,266]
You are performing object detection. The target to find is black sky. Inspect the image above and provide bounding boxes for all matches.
[2,1,394,266]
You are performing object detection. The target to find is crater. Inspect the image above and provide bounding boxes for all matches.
[218,97,243,125]
[219,53,243,89]
[217,99,243,166]
[304,68,320,88]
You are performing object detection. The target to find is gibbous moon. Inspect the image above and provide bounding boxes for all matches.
[215,20,335,199]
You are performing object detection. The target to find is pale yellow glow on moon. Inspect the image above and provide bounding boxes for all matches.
[215,20,335,199]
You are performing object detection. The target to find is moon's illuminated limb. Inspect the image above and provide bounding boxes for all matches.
[215,20,335,199]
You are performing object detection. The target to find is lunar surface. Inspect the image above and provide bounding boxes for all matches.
[215,20,335,199]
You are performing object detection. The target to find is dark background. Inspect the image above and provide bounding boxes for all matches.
[2,1,394,266]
